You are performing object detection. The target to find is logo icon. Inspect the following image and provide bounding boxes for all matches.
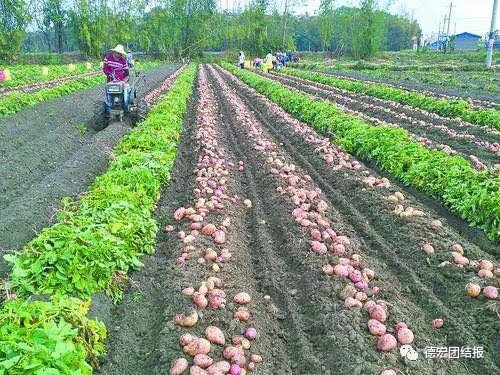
[400,345,419,361]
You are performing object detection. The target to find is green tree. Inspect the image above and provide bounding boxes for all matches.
[0,0,29,58]
[318,0,335,52]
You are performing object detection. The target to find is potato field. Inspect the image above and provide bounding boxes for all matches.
[0,59,498,375]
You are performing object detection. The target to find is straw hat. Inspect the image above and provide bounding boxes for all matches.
[110,44,126,56]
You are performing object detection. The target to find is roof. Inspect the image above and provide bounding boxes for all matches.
[454,32,481,39]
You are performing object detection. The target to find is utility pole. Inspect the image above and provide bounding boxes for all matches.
[486,0,498,68]
[445,2,453,52]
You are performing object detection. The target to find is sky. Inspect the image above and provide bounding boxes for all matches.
[221,0,499,39]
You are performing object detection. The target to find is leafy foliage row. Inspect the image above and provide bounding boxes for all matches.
[0,75,104,116]
[0,62,98,88]
[1,65,196,374]
[280,67,500,130]
[6,65,196,300]
[221,63,500,241]
[0,61,163,117]
[292,61,492,72]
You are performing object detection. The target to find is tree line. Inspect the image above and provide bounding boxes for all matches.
[0,0,421,60]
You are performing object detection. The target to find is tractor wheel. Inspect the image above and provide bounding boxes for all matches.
[90,101,109,131]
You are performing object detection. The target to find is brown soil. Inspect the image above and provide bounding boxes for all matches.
[94,65,498,375]
[0,64,179,277]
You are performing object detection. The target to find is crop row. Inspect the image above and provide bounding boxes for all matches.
[292,61,493,72]
[0,62,98,88]
[293,64,499,108]
[0,61,166,117]
[0,75,104,116]
[283,67,500,129]
[221,63,500,241]
[0,61,162,89]
[169,66,263,374]
[0,65,196,373]
[268,71,498,169]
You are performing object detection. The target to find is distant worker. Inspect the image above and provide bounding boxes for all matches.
[238,51,245,69]
[103,44,129,83]
[253,57,262,69]
[272,53,277,69]
[265,51,273,63]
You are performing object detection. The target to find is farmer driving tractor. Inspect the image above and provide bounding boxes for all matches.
[102,44,130,111]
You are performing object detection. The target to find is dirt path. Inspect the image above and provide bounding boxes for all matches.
[0,64,178,276]
[267,71,500,170]
[95,65,497,374]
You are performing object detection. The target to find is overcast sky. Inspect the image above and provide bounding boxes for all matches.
[222,0,498,38]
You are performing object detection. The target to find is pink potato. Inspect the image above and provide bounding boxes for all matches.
[369,305,387,323]
[184,338,211,356]
[190,365,208,375]
[311,241,328,255]
[421,244,434,255]
[249,354,262,363]
[394,322,407,332]
[230,364,242,375]
[345,297,362,309]
[244,327,257,340]
[333,244,346,254]
[192,292,208,308]
[377,334,397,351]
[322,264,335,276]
[478,269,494,279]
[169,358,188,375]
[234,292,251,304]
[396,328,414,344]
[231,354,246,367]
[367,319,387,336]
[205,326,225,345]
[432,318,444,329]
[483,286,498,299]
[194,354,214,368]
[333,264,349,277]
[479,260,494,271]
[173,207,186,221]
[207,361,231,375]
[212,230,226,244]
[223,346,244,361]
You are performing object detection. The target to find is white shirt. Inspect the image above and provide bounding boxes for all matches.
[266,53,273,62]
[238,54,245,64]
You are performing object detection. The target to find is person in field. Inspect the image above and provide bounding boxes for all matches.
[238,51,245,69]
[102,44,130,111]
[103,44,129,82]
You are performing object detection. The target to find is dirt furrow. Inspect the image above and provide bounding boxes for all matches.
[0,64,179,277]
[95,76,199,375]
[268,72,500,170]
[100,66,286,375]
[212,64,499,374]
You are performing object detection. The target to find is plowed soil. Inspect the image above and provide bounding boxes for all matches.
[94,65,499,375]
[0,64,178,277]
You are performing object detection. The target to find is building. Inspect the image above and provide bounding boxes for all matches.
[452,32,482,51]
